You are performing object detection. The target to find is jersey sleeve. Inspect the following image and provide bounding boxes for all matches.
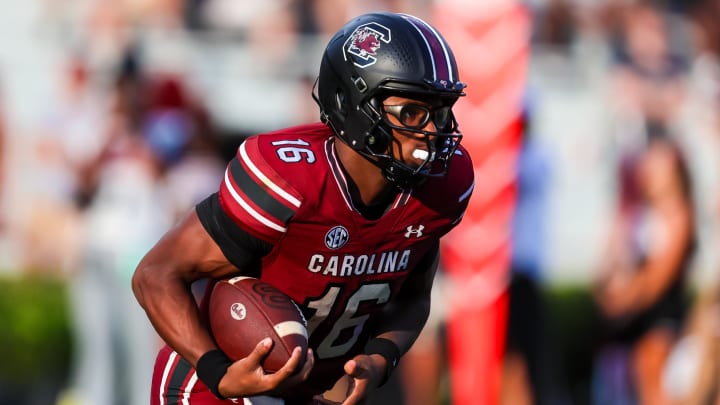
[196,193,271,272]
[445,145,475,228]
[217,136,304,243]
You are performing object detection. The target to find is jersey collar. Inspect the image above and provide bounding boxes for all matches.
[324,137,411,215]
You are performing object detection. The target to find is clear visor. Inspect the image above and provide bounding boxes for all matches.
[383,104,453,130]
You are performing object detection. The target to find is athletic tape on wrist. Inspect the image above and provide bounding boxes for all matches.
[363,338,401,386]
[196,349,233,399]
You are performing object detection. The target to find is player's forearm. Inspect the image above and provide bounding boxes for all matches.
[379,257,436,352]
[374,297,431,354]
[359,297,430,387]
[132,264,218,366]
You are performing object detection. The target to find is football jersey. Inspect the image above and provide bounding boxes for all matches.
[207,122,473,397]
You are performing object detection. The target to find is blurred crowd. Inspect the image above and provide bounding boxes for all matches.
[509,0,720,404]
[1,0,720,404]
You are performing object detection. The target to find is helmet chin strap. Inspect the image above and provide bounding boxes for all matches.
[381,159,427,189]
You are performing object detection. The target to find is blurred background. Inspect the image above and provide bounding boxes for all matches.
[1,0,720,404]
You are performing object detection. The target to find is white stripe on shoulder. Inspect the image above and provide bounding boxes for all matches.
[459,180,474,203]
[224,169,287,233]
[239,142,301,208]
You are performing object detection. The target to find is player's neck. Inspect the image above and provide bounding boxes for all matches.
[334,139,394,207]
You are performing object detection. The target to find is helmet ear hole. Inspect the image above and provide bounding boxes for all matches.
[365,97,389,153]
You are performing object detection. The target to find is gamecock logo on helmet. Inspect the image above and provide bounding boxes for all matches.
[344,22,391,68]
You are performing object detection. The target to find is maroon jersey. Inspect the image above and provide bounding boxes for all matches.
[212,122,474,395]
[148,122,472,404]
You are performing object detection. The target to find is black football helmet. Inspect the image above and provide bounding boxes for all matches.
[313,12,466,188]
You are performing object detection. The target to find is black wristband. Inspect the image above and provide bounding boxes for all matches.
[363,338,401,386]
[196,349,233,399]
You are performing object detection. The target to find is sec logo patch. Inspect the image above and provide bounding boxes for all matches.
[325,226,349,249]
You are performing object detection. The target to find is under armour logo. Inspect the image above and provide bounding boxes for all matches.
[404,225,424,238]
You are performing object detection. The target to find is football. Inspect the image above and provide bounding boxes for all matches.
[208,276,308,373]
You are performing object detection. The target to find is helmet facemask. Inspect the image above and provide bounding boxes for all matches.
[356,92,463,188]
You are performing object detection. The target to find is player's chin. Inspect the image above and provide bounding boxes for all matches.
[408,157,432,169]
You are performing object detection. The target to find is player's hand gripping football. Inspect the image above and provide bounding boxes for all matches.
[340,353,387,405]
[218,338,314,398]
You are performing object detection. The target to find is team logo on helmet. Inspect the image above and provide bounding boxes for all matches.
[344,22,391,68]
[325,226,349,249]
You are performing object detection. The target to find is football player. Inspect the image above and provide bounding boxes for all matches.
[132,11,474,405]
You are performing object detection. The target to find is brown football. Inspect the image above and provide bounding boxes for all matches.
[208,276,308,372]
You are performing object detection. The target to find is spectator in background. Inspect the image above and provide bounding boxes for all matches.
[65,47,225,405]
[660,94,720,403]
[150,75,225,222]
[21,52,108,274]
[146,73,226,303]
[63,49,165,405]
[592,133,696,405]
[502,105,556,405]
[608,2,688,153]
[0,80,6,230]
[688,0,720,61]
[532,0,576,52]
[661,281,720,405]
